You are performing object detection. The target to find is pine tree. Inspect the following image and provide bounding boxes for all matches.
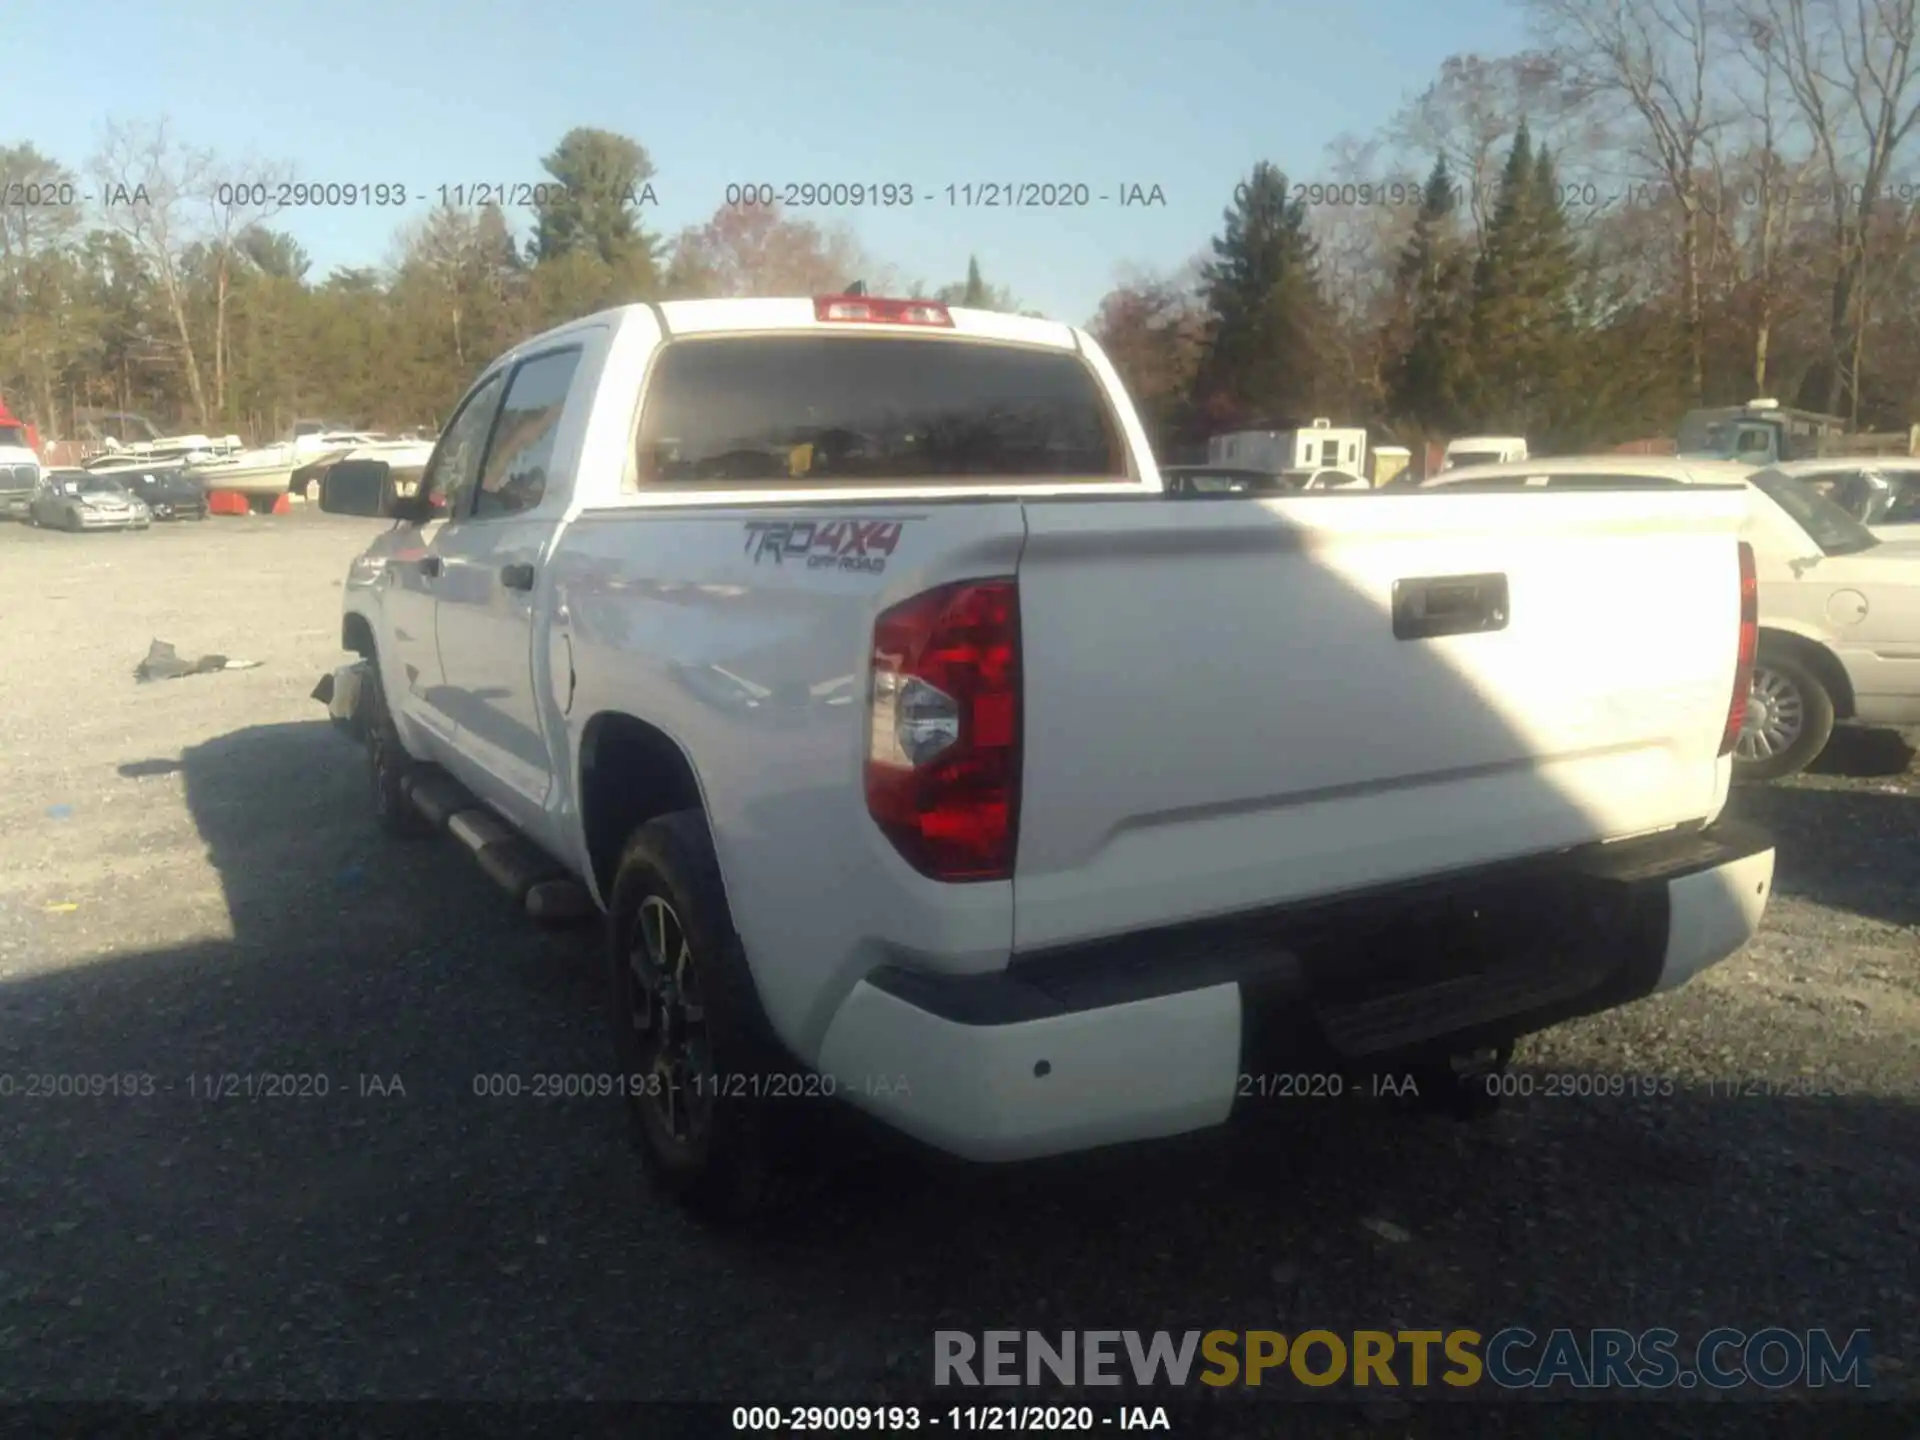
[1386,156,1473,433]
[934,254,1017,310]
[962,256,988,307]
[1191,162,1328,427]
[1465,124,1579,438]
[1523,144,1579,436]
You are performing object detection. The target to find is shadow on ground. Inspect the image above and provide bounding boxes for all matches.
[0,721,1913,1417]
[1805,726,1918,780]
[1727,768,1920,931]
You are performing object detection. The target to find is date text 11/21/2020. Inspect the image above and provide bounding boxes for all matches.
[721,182,1167,209]
[730,1405,1172,1432]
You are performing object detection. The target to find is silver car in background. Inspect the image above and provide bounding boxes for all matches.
[27,470,153,531]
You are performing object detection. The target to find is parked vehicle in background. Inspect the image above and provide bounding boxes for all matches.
[83,436,238,471]
[1208,418,1368,479]
[293,438,436,503]
[1369,445,1412,486]
[1677,397,1920,467]
[190,427,383,510]
[0,437,40,522]
[1439,435,1528,472]
[27,470,152,531]
[1759,457,1920,540]
[0,412,44,520]
[1419,458,1753,491]
[1430,454,1920,780]
[310,292,1773,1223]
[116,466,211,521]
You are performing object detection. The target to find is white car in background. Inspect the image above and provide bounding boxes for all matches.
[1427,455,1920,780]
[1754,456,1920,542]
[1440,435,1529,472]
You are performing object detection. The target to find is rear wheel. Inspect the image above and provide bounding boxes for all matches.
[1734,648,1835,782]
[360,657,431,837]
[607,810,816,1224]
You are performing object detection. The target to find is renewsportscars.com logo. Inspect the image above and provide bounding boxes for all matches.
[933,1328,1874,1392]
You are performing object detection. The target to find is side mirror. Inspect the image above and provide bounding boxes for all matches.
[319,460,399,517]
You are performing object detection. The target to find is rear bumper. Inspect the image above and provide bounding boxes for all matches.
[0,494,29,519]
[815,822,1775,1161]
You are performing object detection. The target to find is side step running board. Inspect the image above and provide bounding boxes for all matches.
[402,771,595,924]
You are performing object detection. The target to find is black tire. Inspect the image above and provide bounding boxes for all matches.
[607,810,815,1224]
[360,657,431,837]
[1734,647,1835,782]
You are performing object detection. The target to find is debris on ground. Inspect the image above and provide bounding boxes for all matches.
[133,639,264,682]
[1360,1218,1413,1244]
[117,759,184,779]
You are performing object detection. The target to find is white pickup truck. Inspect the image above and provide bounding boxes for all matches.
[313,293,1776,1222]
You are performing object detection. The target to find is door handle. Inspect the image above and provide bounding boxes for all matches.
[418,555,443,578]
[501,562,536,591]
[1391,573,1509,640]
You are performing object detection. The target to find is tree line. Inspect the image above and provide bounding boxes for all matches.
[3,0,1917,456]
[0,124,1023,442]
[1095,0,1920,457]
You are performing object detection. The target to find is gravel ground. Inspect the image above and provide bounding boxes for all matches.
[0,510,1915,1425]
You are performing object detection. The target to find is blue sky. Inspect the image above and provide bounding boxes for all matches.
[13,0,1525,325]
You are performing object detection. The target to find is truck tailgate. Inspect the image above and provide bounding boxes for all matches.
[1011,489,1751,951]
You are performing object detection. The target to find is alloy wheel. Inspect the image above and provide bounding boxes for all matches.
[1735,665,1805,761]
[626,893,714,1150]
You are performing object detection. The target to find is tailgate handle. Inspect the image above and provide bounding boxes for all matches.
[1392,573,1508,640]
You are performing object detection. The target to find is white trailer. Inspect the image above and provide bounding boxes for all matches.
[1208,419,1367,479]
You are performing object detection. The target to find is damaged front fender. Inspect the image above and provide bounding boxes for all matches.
[312,660,368,740]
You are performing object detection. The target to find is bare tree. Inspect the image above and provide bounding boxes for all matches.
[1530,0,1731,401]
[392,204,521,369]
[91,119,213,426]
[665,203,898,298]
[1744,0,1920,418]
[1717,13,1823,393]
[200,157,289,418]
[1310,133,1423,417]
[1391,51,1598,244]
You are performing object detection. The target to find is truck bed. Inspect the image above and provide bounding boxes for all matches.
[1013,487,1749,948]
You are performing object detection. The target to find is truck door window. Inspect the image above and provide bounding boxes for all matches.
[420,372,507,517]
[1320,439,1339,466]
[634,334,1127,485]
[475,348,582,519]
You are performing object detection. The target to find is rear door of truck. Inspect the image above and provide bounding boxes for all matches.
[1011,484,1753,951]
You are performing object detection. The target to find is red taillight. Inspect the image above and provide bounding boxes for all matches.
[865,579,1020,881]
[814,295,954,327]
[1719,540,1759,757]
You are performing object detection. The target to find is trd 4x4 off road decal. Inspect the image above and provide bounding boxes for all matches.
[742,518,908,574]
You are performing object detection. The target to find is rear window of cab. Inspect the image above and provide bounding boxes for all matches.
[633,334,1129,486]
